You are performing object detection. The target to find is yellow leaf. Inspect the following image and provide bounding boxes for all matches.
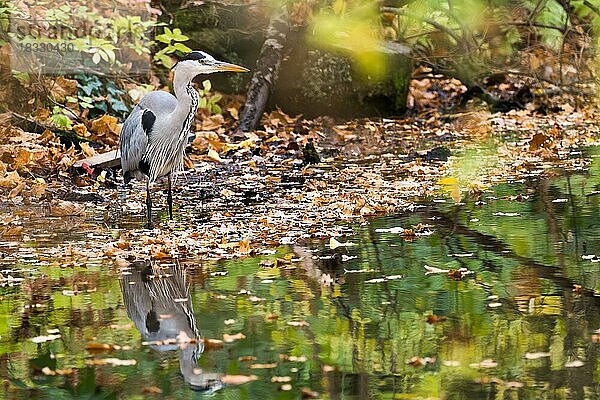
[73,124,89,138]
[451,186,461,203]
[207,148,222,163]
[91,115,119,136]
[330,237,342,249]
[79,142,96,158]
[329,237,355,249]
[227,107,239,120]
[438,177,458,186]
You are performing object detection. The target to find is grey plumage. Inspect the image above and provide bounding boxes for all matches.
[118,51,248,227]
[120,91,178,183]
[120,261,223,392]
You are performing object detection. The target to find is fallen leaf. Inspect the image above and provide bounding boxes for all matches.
[223,332,246,343]
[407,356,436,367]
[86,342,119,354]
[85,358,136,366]
[565,360,584,368]
[31,334,61,343]
[524,352,551,359]
[201,338,225,350]
[272,376,292,383]
[301,387,319,398]
[207,148,222,163]
[220,374,257,385]
[426,314,447,324]
[249,362,278,369]
[143,386,162,394]
[424,265,450,275]
[329,237,355,249]
[49,200,85,216]
[528,132,551,150]
[469,359,497,368]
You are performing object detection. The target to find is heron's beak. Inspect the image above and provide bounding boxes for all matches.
[213,61,249,73]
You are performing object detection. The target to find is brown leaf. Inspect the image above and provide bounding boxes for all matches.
[73,124,89,138]
[1,225,23,237]
[207,148,222,163]
[8,181,26,198]
[301,387,320,399]
[49,200,85,216]
[49,77,78,102]
[151,247,171,260]
[407,356,436,367]
[238,239,251,254]
[201,338,225,350]
[86,342,118,354]
[143,386,163,394]
[451,186,461,203]
[90,115,120,145]
[528,132,551,151]
[426,314,447,324]
[227,106,239,120]
[201,114,225,131]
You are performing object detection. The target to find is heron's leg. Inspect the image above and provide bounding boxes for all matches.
[167,174,173,220]
[146,180,152,229]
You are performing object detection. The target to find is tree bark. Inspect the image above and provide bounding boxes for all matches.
[238,7,289,132]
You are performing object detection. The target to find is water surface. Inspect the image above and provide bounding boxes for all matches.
[0,168,599,399]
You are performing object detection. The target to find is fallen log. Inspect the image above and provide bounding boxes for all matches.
[73,149,120,169]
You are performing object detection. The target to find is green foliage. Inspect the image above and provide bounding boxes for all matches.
[75,74,128,119]
[153,27,193,68]
[197,79,222,115]
[49,106,73,129]
[310,1,386,78]
[307,0,600,86]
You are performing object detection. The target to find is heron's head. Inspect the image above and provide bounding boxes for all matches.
[172,51,249,81]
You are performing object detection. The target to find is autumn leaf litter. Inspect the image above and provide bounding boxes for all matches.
[0,106,599,283]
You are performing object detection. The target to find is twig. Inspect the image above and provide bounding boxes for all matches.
[584,0,600,16]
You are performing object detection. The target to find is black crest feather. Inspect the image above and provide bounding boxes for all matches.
[172,51,207,69]
[181,51,206,61]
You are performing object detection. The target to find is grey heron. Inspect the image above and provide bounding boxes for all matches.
[121,260,223,392]
[119,51,248,227]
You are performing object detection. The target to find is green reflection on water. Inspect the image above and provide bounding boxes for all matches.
[0,168,599,399]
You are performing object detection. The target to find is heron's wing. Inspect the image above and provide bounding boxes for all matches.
[119,91,178,182]
[138,91,177,116]
[119,105,148,182]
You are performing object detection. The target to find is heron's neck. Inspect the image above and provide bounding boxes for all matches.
[171,74,199,136]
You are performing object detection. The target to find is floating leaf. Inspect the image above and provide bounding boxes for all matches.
[220,375,257,385]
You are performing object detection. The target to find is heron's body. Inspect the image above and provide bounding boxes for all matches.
[118,51,248,227]
[120,87,195,183]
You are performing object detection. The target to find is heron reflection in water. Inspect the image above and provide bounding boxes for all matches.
[120,260,222,392]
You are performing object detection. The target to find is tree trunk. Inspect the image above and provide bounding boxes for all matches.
[238,8,289,132]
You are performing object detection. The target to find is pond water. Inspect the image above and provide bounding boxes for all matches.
[0,165,599,399]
